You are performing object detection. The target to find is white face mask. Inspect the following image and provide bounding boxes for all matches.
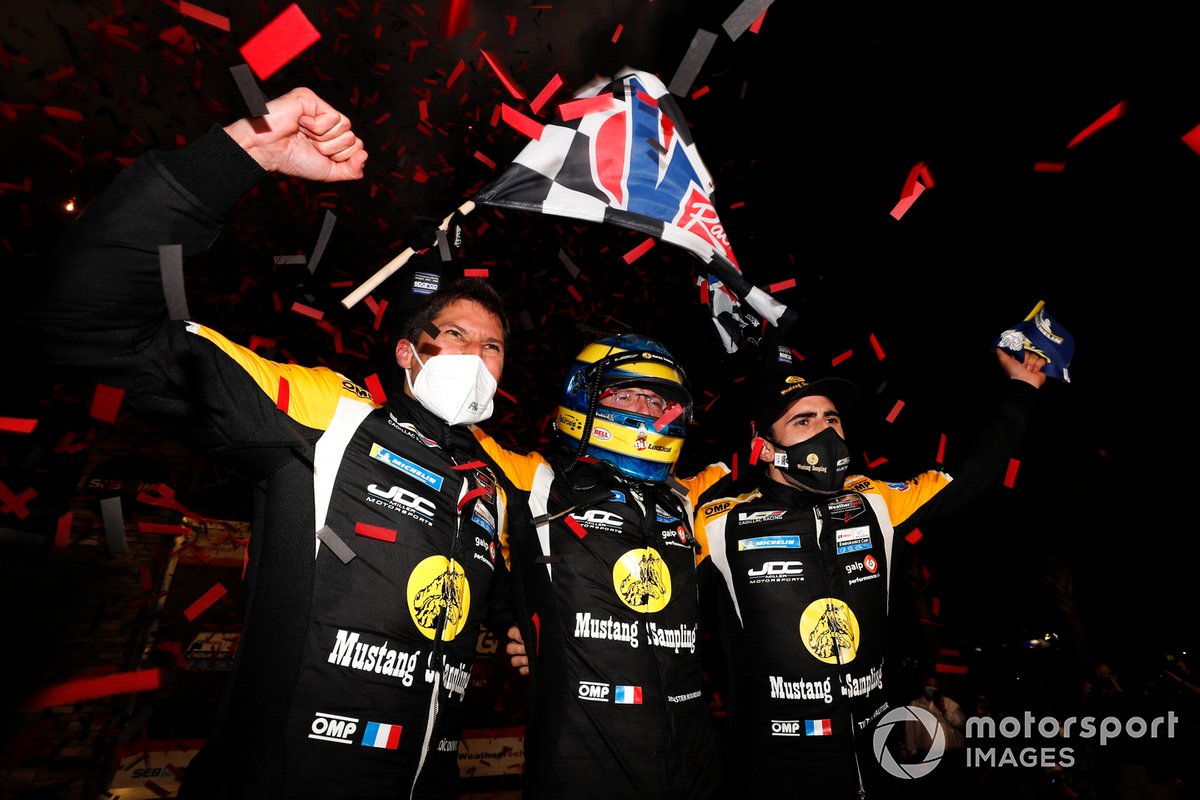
[404,350,497,426]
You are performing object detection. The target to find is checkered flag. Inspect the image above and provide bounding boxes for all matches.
[473,67,796,352]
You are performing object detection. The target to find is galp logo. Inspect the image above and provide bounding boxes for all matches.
[872,706,946,779]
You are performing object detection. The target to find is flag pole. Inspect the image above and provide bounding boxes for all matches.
[340,200,477,309]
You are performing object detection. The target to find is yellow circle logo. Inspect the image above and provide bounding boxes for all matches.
[799,597,860,664]
[612,548,672,612]
[408,556,471,640]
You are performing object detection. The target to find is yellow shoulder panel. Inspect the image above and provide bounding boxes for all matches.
[189,323,377,430]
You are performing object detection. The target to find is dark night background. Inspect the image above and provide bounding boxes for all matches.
[1,0,1198,793]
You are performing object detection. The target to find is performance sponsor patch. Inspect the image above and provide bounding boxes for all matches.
[834,526,871,555]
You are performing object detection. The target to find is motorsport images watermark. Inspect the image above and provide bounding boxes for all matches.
[872,706,1181,779]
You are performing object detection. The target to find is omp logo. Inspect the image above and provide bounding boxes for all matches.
[578,681,610,702]
[341,380,373,400]
[572,509,623,529]
[704,502,731,516]
[367,484,436,518]
[772,719,802,737]
[873,706,945,779]
[309,712,358,744]
[738,510,786,524]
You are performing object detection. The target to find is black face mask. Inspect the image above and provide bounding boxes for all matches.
[770,427,850,494]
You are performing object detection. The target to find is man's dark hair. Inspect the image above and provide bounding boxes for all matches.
[397,277,511,347]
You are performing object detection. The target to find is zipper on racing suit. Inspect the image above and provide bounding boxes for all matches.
[813,502,868,800]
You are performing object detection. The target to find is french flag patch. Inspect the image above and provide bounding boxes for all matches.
[805,719,832,736]
[362,721,402,749]
[614,685,643,705]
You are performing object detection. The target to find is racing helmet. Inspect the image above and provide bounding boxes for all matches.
[555,334,693,482]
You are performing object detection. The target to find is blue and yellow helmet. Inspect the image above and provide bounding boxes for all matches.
[555,334,692,482]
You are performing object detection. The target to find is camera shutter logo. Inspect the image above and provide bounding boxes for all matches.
[873,705,946,779]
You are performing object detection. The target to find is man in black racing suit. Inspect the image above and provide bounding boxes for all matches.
[15,87,523,800]
[693,342,1049,798]
[481,334,728,799]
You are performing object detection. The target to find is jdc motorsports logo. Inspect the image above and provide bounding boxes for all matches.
[874,706,1180,779]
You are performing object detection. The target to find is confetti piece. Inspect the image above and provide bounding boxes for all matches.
[446,0,471,36]
[564,515,587,539]
[159,244,189,320]
[1067,100,1126,149]
[932,597,941,617]
[865,452,888,469]
[935,433,946,464]
[905,528,923,545]
[291,302,323,320]
[653,403,684,432]
[496,387,517,405]
[935,663,968,675]
[463,268,489,278]
[24,669,162,711]
[447,59,466,88]
[180,1,231,31]
[229,64,269,117]
[611,23,624,43]
[731,451,738,481]
[183,583,227,622]
[90,383,125,423]
[355,521,397,543]
[558,94,618,122]
[273,254,306,265]
[238,3,321,81]
[364,373,386,405]
[137,522,189,535]
[668,29,718,97]
[499,103,544,140]
[307,210,336,274]
[1003,458,1020,488]
[530,73,564,116]
[317,525,357,564]
[55,512,72,547]
[723,0,774,40]
[0,481,36,519]
[566,284,583,302]
[623,237,656,264]
[558,249,580,278]
[869,333,886,360]
[748,437,764,465]
[890,178,926,221]
[412,312,440,340]
[474,150,496,169]
[101,496,129,553]
[884,399,904,424]
[43,106,83,121]
[1182,125,1200,157]
[830,349,853,367]
[480,50,526,100]
[768,278,795,293]
[0,416,37,433]
[1033,161,1067,173]
[274,376,290,413]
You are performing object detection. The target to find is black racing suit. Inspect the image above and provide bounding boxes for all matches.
[693,381,1038,798]
[472,439,729,800]
[17,126,520,799]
